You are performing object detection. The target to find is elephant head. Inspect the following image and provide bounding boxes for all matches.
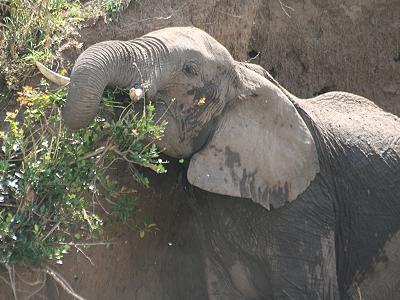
[37,27,319,210]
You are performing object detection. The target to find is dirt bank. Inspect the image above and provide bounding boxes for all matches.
[1,1,399,299]
[61,0,399,115]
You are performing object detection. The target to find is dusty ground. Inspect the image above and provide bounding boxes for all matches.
[1,0,399,299]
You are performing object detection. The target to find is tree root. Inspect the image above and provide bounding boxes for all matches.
[1,264,88,300]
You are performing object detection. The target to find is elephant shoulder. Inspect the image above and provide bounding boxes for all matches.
[301,91,400,158]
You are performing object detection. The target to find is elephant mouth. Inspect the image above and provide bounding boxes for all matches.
[133,95,170,122]
[131,92,214,158]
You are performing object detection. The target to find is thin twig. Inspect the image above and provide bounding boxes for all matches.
[0,203,17,207]
[0,274,36,298]
[15,270,45,286]
[68,146,106,166]
[135,15,172,23]
[58,241,112,246]
[45,266,87,300]
[74,245,95,266]
[278,0,295,18]
[25,279,46,300]
[110,146,134,164]
[0,274,12,288]
[94,139,114,166]
[102,196,117,206]
[42,221,61,242]
[93,193,111,215]
[99,157,121,174]
[6,264,18,300]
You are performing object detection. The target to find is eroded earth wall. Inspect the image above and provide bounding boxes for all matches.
[1,1,399,299]
[68,0,400,114]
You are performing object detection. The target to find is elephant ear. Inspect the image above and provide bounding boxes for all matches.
[187,67,319,210]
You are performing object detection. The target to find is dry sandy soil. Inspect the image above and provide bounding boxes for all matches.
[1,0,399,299]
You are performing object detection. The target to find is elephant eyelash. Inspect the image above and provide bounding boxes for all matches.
[182,62,199,77]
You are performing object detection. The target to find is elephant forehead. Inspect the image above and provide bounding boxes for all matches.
[144,27,234,63]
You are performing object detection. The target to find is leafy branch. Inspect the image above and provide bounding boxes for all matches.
[0,82,166,298]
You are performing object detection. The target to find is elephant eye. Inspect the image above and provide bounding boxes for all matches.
[182,62,199,77]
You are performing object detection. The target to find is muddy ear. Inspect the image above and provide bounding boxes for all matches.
[187,68,319,210]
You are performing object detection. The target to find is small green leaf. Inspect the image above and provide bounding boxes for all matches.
[178,158,184,164]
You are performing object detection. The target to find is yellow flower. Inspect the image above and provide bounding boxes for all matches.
[0,131,4,139]
[6,112,17,119]
[196,96,206,106]
[23,86,33,92]
[59,68,68,76]
[19,99,34,107]
[17,95,33,107]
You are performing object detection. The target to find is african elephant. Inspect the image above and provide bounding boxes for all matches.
[38,27,400,299]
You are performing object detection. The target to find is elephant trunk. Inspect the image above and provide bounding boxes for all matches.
[63,38,170,130]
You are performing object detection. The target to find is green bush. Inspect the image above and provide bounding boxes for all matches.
[0,83,166,268]
[102,0,125,20]
[0,0,86,90]
[0,2,164,297]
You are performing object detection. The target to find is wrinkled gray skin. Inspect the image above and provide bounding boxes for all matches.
[56,27,400,299]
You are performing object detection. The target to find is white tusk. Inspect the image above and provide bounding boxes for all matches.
[35,61,70,86]
[129,88,144,103]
